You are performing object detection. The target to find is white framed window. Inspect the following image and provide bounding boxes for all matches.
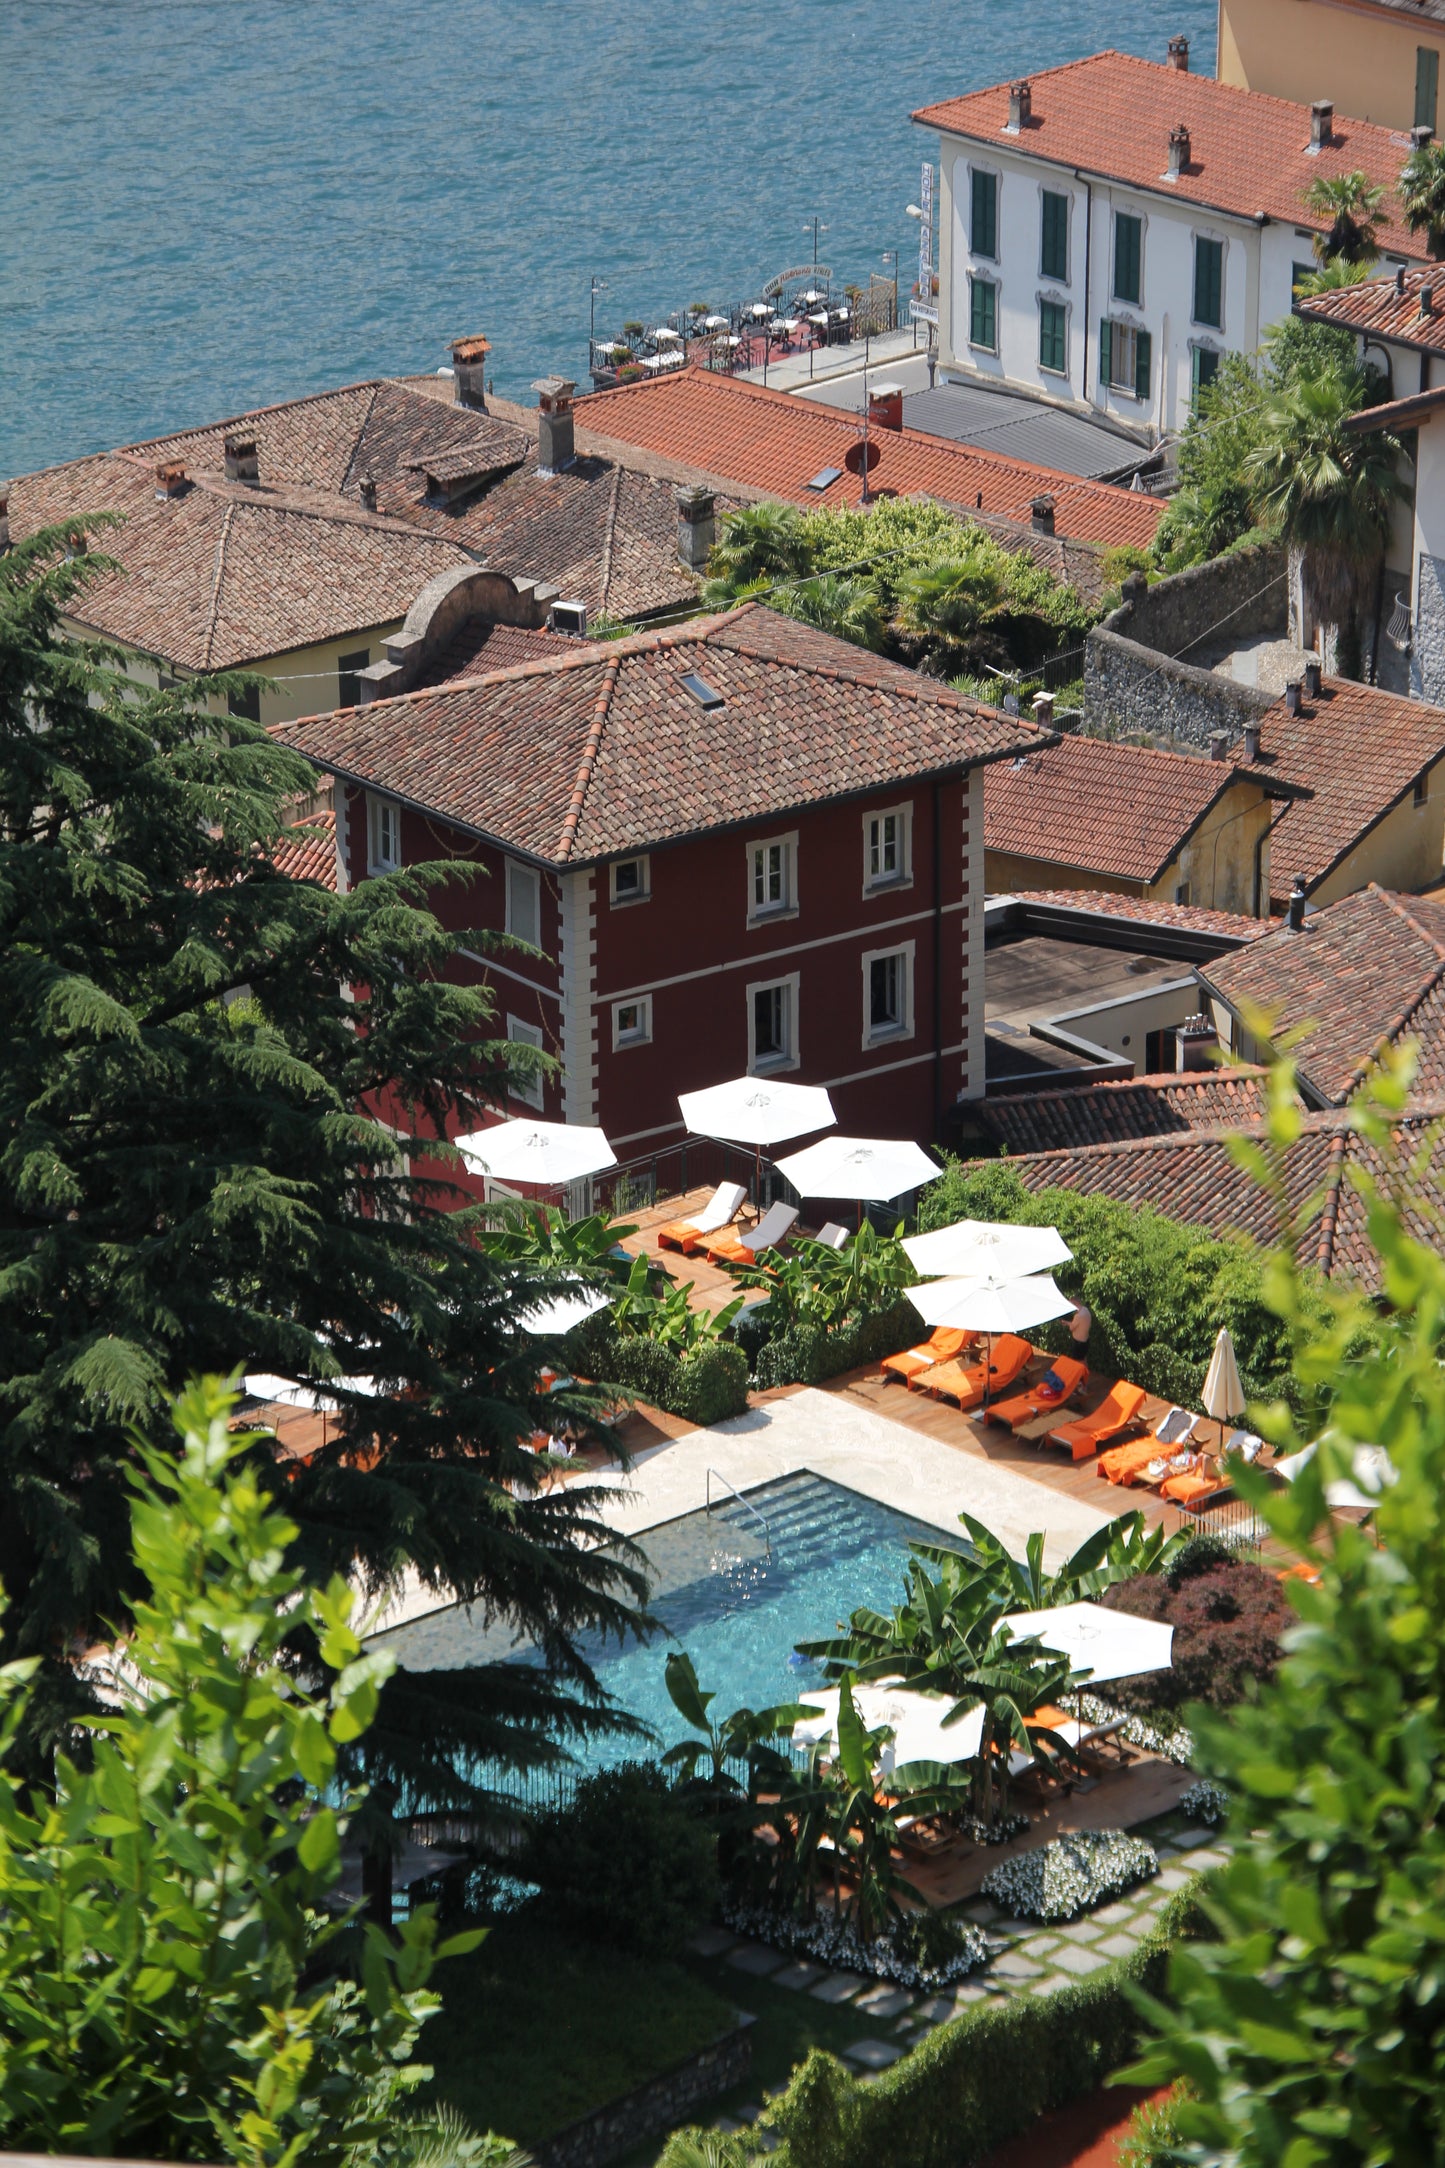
[863,802,912,892]
[609,854,650,906]
[507,1015,545,1110]
[746,830,797,922]
[506,859,541,948]
[862,942,915,1048]
[367,793,402,874]
[747,972,800,1074]
[612,995,652,1048]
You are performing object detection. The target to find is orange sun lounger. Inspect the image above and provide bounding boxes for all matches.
[1160,1460,1232,1508]
[656,1181,748,1255]
[985,1354,1089,1431]
[1047,1380,1148,1463]
[880,1327,975,1384]
[910,1334,1032,1411]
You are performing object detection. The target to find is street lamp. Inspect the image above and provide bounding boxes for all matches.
[589,276,608,367]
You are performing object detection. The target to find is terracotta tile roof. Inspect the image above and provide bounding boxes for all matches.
[271,806,338,888]
[1001,887,1275,942]
[1202,882,1445,1105]
[915,54,1423,259]
[1236,677,1445,895]
[576,368,1164,551]
[977,1068,1271,1155]
[984,734,1283,885]
[990,1102,1445,1292]
[429,616,583,684]
[1299,265,1445,356]
[278,601,1043,865]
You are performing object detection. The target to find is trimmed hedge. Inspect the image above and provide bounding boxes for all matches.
[752,1299,918,1391]
[760,1886,1203,2168]
[596,1334,750,1427]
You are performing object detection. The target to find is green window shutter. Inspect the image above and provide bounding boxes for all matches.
[1193,238,1223,328]
[970,277,997,350]
[1099,317,1113,388]
[1039,299,1066,373]
[1192,346,1220,405]
[1041,191,1068,281]
[972,169,998,259]
[1114,213,1142,304]
[1417,45,1440,132]
[1135,327,1153,403]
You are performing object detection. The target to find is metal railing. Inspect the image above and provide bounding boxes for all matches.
[705,1466,772,1555]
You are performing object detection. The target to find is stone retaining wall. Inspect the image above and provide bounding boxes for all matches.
[1084,544,1286,753]
[533,2021,754,2168]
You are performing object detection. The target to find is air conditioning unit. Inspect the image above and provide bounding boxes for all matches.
[549,600,589,638]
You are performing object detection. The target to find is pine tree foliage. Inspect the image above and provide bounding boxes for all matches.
[0,531,647,1775]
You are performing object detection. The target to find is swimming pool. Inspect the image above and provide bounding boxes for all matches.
[374,1471,964,1775]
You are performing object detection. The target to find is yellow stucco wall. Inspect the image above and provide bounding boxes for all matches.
[985,854,1141,900]
[1302,773,1445,907]
[1218,0,1445,129]
[987,780,1275,917]
[65,618,404,726]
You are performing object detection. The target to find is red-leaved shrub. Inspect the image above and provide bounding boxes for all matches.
[1100,1561,1290,1712]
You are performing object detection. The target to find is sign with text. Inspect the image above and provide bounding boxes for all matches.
[918,162,934,292]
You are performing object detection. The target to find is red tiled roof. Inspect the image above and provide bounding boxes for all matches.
[272,806,338,888]
[430,616,582,684]
[577,369,1163,550]
[1202,882,1445,1105]
[1299,266,1445,356]
[1238,677,1445,895]
[915,54,1422,259]
[984,734,1279,885]
[976,1068,1271,1155]
[1002,888,1275,942]
[278,601,1042,864]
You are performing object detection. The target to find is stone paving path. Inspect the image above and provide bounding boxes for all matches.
[697,1821,1229,2123]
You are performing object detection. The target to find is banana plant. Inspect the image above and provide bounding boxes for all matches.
[611,1254,744,1349]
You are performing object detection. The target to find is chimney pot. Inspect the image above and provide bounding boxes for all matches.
[1176,1012,1218,1071]
[1006,79,1032,131]
[1244,721,1262,762]
[532,376,577,475]
[867,382,905,431]
[1310,99,1333,150]
[1286,874,1308,932]
[1032,690,1055,728]
[451,334,492,410]
[154,459,187,500]
[1303,657,1323,697]
[1397,264,1408,296]
[1167,32,1190,69]
[1167,122,1191,177]
[1030,492,1056,535]
[675,485,717,571]
[1210,729,1229,761]
[358,474,378,511]
[223,435,259,484]
[1422,282,1436,318]
[1413,122,1435,150]
[1285,678,1302,714]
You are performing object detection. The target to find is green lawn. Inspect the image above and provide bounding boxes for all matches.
[423,1913,738,2147]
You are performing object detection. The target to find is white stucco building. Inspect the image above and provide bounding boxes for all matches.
[913,43,1426,441]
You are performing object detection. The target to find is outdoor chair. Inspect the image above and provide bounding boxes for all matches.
[984,1353,1089,1431]
[656,1181,748,1254]
[910,1333,1032,1411]
[879,1325,975,1384]
[814,1222,850,1249]
[702,1200,799,1267]
[1046,1379,1147,1462]
[1159,1457,1232,1509]
[1097,1406,1197,1486]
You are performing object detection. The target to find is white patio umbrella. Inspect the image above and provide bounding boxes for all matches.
[904,1218,1072,1280]
[907,1270,1073,1337]
[773,1133,940,1222]
[792,1680,985,1765]
[1202,1326,1246,1446]
[679,1076,835,1198]
[1003,1600,1174,1686]
[456,1118,617,1187]
[518,1286,612,1337]
[243,1372,377,1413]
[1275,1438,1398,1513]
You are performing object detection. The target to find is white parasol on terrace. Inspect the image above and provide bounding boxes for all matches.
[906,1270,1073,1338]
[1275,1437,1398,1513]
[456,1118,617,1186]
[681,1075,836,1198]
[773,1133,940,1209]
[904,1218,1072,1280]
[518,1287,613,1337]
[1203,1326,1246,1425]
[1003,1600,1174,1685]
[243,1372,378,1413]
[792,1679,985,1764]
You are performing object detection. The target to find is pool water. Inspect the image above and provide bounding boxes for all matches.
[375,1472,963,1774]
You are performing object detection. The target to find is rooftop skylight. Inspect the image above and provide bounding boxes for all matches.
[805,466,843,491]
[680,671,725,709]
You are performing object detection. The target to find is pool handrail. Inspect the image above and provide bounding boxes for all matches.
[705,1467,772,1555]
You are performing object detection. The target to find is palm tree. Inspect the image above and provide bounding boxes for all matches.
[895,550,1008,675]
[1400,139,1445,258]
[1244,365,1406,671]
[1303,170,1386,265]
[1292,257,1376,299]
[772,572,886,651]
[702,501,810,593]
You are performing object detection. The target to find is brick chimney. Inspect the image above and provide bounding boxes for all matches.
[1303,658,1322,697]
[223,435,259,484]
[1413,122,1435,150]
[1006,80,1032,132]
[1167,32,1190,69]
[1285,678,1302,714]
[1176,1012,1218,1071]
[1167,123,1191,179]
[1309,100,1333,151]
[1210,729,1229,761]
[358,474,378,511]
[451,334,492,411]
[154,460,187,499]
[1243,720,1262,762]
[675,485,716,571]
[533,377,576,475]
[1030,492,1056,535]
[867,383,905,432]
[1032,690,1055,728]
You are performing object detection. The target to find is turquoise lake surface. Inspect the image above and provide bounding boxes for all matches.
[3,0,1213,477]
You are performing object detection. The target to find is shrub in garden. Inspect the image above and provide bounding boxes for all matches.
[980,1831,1158,1923]
[1178,1780,1230,1827]
[524,1763,718,1959]
[1100,1562,1290,1714]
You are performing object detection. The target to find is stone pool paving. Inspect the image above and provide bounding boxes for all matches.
[697,1820,1230,2123]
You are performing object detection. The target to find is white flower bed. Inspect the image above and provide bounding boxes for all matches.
[980,1829,1157,1923]
[719,1897,989,1988]
[1179,1779,1229,1827]
[1079,1691,1194,1767]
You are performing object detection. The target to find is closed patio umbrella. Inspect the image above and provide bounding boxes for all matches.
[680,1076,834,1199]
[773,1133,939,1224]
[1002,1600,1174,1686]
[456,1117,617,1186]
[1202,1326,1246,1441]
[904,1219,1072,1280]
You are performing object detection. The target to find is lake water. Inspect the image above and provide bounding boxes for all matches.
[3,0,1214,478]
